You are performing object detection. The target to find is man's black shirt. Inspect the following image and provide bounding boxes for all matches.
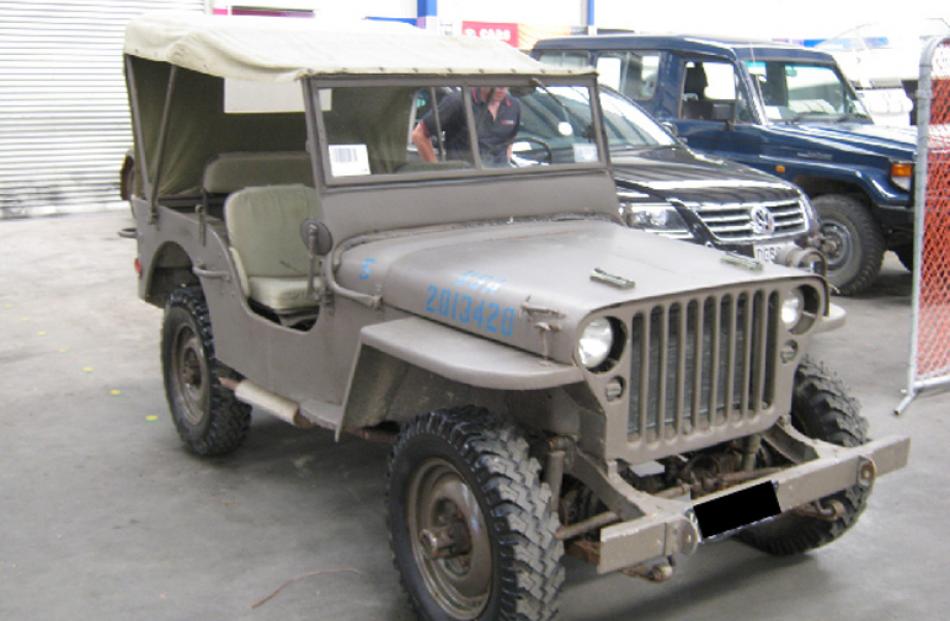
[421,89,521,166]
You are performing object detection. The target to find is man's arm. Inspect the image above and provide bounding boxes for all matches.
[411,121,437,163]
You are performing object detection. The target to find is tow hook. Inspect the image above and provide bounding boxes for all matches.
[622,557,675,583]
[794,498,846,521]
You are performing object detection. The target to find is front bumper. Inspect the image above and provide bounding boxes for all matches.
[590,433,910,574]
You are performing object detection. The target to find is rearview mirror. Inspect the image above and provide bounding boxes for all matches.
[711,102,735,122]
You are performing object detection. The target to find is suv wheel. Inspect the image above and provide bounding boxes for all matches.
[738,357,870,555]
[387,407,563,621]
[161,286,251,456]
[814,194,885,295]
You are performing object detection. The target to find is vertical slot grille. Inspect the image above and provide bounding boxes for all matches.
[628,289,778,439]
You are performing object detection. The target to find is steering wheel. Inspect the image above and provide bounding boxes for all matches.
[510,137,553,166]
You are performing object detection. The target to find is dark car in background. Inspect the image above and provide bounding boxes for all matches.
[534,35,918,295]
[513,83,824,271]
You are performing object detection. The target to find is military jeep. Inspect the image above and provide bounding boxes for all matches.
[124,13,909,621]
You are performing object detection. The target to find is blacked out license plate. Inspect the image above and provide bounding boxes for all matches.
[693,481,782,539]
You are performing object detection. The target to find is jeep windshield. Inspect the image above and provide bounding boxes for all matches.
[517,84,675,162]
[315,78,604,184]
[744,60,872,123]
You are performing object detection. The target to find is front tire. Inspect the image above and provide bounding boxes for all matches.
[738,357,870,555]
[161,286,251,456]
[387,408,563,621]
[814,194,885,296]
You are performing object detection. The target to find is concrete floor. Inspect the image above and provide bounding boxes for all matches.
[1,210,945,621]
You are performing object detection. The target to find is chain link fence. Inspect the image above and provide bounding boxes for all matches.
[898,36,950,414]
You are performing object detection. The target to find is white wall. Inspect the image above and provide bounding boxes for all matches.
[596,0,949,40]
[439,0,582,26]
[212,1,948,40]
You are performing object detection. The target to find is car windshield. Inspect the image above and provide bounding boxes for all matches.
[744,60,871,123]
[517,84,674,163]
[313,79,603,182]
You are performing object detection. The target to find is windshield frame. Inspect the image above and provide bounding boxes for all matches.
[743,59,871,125]
[305,74,609,189]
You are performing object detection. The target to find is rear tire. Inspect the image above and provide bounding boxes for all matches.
[814,194,885,296]
[161,286,251,456]
[738,357,870,555]
[387,407,563,621]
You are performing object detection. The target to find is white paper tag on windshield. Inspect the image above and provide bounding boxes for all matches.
[572,143,598,163]
[328,144,371,177]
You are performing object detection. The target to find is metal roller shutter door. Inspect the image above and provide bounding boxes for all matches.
[0,0,206,217]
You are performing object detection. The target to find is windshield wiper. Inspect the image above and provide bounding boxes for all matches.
[787,110,871,124]
[832,112,872,123]
[609,144,669,154]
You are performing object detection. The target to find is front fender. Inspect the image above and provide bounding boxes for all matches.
[360,317,582,390]
[339,316,584,433]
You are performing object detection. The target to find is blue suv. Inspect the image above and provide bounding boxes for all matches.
[534,35,917,295]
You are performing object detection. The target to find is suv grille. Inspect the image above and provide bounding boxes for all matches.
[628,289,779,440]
[691,198,807,243]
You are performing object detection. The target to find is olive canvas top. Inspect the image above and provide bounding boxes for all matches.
[125,12,593,81]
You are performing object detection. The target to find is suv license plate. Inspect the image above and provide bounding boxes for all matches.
[753,243,783,263]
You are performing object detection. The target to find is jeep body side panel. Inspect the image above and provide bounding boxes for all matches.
[135,200,385,408]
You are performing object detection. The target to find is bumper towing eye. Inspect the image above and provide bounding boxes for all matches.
[857,457,877,489]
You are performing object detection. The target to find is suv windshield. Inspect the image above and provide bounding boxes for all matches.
[314,80,603,182]
[744,60,871,123]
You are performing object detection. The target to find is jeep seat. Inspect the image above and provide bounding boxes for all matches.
[203,151,313,206]
[224,184,319,315]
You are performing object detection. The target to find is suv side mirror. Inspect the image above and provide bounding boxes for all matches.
[660,121,678,137]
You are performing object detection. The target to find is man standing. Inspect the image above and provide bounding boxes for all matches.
[411,87,521,167]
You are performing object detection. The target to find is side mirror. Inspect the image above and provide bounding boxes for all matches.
[660,121,678,137]
[299,219,333,257]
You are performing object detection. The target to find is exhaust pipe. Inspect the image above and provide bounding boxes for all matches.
[218,377,313,429]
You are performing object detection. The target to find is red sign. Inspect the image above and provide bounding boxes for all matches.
[461,21,519,48]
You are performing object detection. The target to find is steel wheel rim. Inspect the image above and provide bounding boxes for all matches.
[407,457,492,619]
[820,220,853,271]
[171,324,209,426]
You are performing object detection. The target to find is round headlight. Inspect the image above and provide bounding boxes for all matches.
[782,288,805,329]
[577,318,614,369]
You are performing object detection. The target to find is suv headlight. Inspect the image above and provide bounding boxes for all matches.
[890,161,913,192]
[577,318,615,369]
[621,201,691,238]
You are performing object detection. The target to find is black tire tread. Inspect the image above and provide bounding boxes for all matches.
[814,193,885,296]
[388,407,564,621]
[738,356,869,556]
[162,286,251,456]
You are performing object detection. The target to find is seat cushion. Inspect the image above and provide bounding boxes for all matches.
[246,276,314,313]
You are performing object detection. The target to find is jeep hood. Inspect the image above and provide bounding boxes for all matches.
[610,145,801,204]
[337,219,811,363]
[767,121,916,161]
